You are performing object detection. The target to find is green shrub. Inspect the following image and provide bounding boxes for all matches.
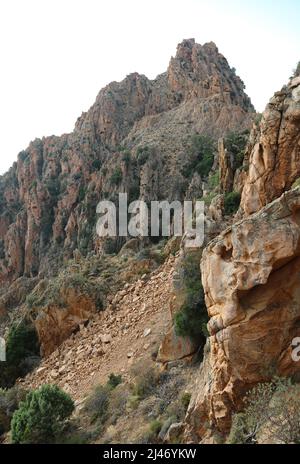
[78,186,86,202]
[208,172,220,189]
[11,385,74,444]
[149,419,162,435]
[107,373,122,390]
[18,150,30,163]
[110,167,123,186]
[136,146,151,166]
[102,237,120,255]
[131,362,160,399]
[40,207,55,243]
[0,321,40,388]
[183,135,215,178]
[224,191,241,215]
[228,377,300,444]
[46,178,60,198]
[91,159,102,171]
[224,130,249,171]
[174,253,208,341]
[122,151,131,167]
[181,392,191,411]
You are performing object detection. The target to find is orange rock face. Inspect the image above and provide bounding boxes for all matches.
[33,288,97,357]
[186,188,300,439]
[240,76,300,215]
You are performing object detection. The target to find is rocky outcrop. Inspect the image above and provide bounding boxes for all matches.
[21,256,176,398]
[33,288,97,357]
[240,76,300,215]
[0,39,254,285]
[185,188,300,440]
[218,138,234,194]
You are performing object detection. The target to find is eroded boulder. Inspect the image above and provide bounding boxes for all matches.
[185,188,300,440]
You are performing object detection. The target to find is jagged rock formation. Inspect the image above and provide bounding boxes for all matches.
[0,39,254,285]
[218,138,234,194]
[185,188,300,441]
[183,74,300,443]
[240,75,300,215]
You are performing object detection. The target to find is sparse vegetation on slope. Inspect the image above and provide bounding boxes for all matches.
[183,134,216,178]
[228,378,300,444]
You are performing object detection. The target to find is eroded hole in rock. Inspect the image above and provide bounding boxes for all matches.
[220,245,233,262]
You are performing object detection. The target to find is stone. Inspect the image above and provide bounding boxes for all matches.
[100,334,112,344]
[157,326,198,363]
[240,78,300,216]
[186,188,300,440]
[165,422,184,442]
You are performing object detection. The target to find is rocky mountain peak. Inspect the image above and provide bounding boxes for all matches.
[0,40,255,286]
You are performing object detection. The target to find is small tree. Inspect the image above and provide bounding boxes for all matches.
[228,377,300,444]
[11,385,74,444]
[183,134,215,178]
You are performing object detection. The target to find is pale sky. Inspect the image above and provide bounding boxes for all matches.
[0,0,299,174]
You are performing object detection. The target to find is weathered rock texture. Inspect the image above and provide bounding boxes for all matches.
[33,288,97,357]
[218,138,234,194]
[240,76,300,215]
[186,188,300,440]
[0,39,254,284]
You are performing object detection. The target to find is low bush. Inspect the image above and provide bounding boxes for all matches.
[228,377,300,444]
[224,191,241,215]
[183,134,215,178]
[136,146,151,166]
[181,392,191,411]
[0,387,27,435]
[208,172,220,189]
[91,159,102,171]
[149,419,162,436]
[131,362,160,399]
[110,167,123,186]
[84,385,110,424]
[107,373,122,390]
[0,321,40,388]
[122,151,131,167]
[11,385,74,444]
[174,252,208,342]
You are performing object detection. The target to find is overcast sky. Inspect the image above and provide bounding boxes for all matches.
[0,0,299,174]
